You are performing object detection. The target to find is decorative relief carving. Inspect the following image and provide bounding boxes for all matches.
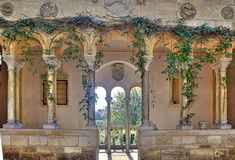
[92,0,99,3]
[112,63,124,81]
[136,0,145,5]
[103,0,134,17]
[1,2,14,17]
[221,6,234,19]
[40,2,58,18]
[179,3,196,20]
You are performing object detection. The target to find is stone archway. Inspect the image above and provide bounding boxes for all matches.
[0,61,8,127]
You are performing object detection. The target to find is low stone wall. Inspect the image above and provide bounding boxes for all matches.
[0,129,99,160]
[138,129,235,160]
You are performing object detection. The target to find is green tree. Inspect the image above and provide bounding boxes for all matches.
[111,92,126,125]
[129,87,142,125]
[110,87,142,125]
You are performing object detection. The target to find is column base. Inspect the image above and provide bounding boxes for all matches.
[43,123,60,129]
[85,123,98,129]
[215,123,231,130]
[3,122,22,129]
[176,124,193,130]
[139,121,155,130]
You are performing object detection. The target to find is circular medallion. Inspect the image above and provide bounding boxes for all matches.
[92,0,99,3]
[179,3,196,20]
[40,2,58,18]
[136,0,145,5]
[221,6,234,19]
[1,2,14,17]
[103,0,134,18]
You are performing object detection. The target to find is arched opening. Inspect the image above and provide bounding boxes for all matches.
[129,86,141,148]
[110,86,126,148]
[0,60,8,127]
[95,86,107,149]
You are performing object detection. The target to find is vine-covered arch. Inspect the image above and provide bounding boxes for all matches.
[49,30,89,57]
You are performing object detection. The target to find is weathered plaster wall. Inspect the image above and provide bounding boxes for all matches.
[149,53,213,129]
[21,55,86,129]
[0,62,7,127]
[96,52,140,94]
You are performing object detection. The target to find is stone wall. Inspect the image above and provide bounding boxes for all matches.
[0,129,99,160]
[138,129,235,160]
[0,0,235,28]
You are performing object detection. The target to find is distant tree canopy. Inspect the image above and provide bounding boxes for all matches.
[95,87,142,126]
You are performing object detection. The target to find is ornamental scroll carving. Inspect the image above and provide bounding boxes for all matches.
[103,0,134,17]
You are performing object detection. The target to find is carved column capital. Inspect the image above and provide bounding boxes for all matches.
[211,57,232,72]
[3,55,22,71]
[144,55,153,71]
[42,54,61,71]
[105,96,112,103]
[85,55,96,71]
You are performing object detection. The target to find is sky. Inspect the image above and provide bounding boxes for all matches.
[95,86,125,111]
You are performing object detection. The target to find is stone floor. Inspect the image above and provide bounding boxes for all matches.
[99,149,138,160]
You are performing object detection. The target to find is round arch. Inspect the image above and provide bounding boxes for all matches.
[49,30,89,57]
[9,31,48,56]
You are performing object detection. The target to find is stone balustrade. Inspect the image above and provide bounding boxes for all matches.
[0,129,99,160]
[138,129,235,160]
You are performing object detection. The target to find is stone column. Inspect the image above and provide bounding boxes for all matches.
[15,64,23,124]
[211,65,220,125]
[140,56,153,129]
[105,94,112,154]
[212,57,232,129]
[85,55,96,127]
[3,55,22,129]
[43,54,61,129]
[125,93,130,153]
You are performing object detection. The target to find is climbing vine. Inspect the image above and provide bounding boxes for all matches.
[0,14,234,124]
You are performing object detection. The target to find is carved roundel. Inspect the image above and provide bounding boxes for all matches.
[1,2,15,17]
[136,0,145,5]
[40,2,58,18]
[221,6,234,19]
[179,3,196,20]
[103,0,134,18]
[92,0,99,3]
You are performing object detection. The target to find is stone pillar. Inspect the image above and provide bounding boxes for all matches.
[211,66,220,125]
[141,56,153,129]
[3,55,22,129]
[15,64,23,123]
[85,55,96,127]
[105,95,112,154]
[43,54,61,129]
[125,93,130,153]
[212,57,232,129]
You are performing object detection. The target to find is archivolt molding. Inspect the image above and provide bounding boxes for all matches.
[146,32,177,56]
[9,31,49,56]
[49,29,89,56]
